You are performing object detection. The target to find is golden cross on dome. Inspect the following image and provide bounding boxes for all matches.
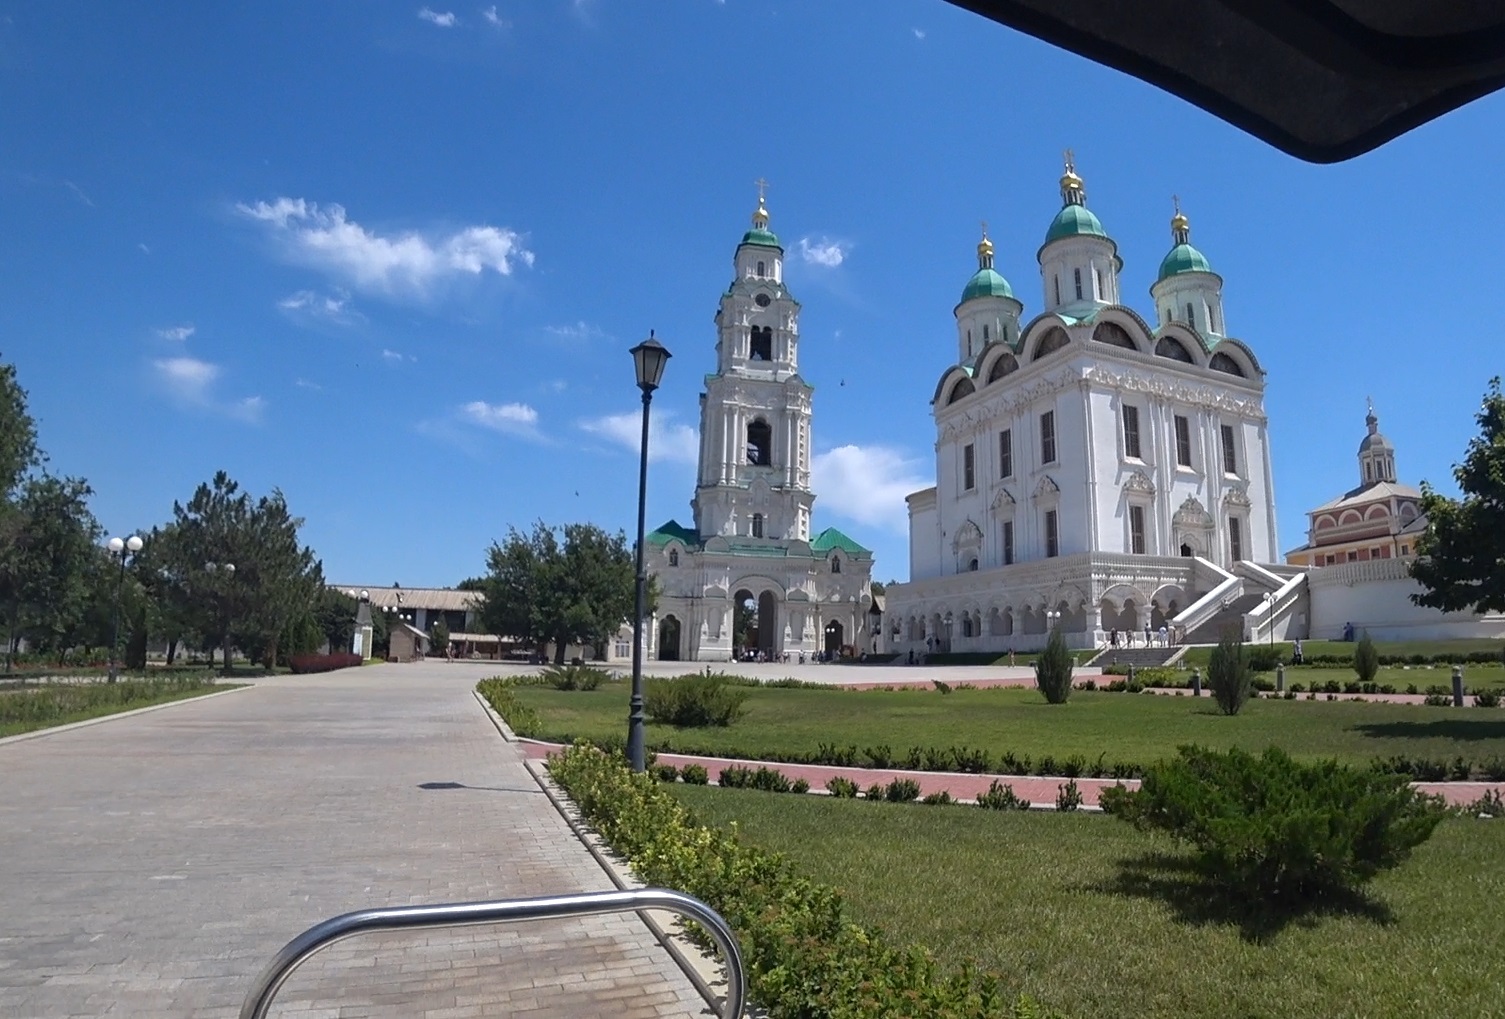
[980,219,989,239]
[1063,148,1075,173]
[754,177,769,204]
[1173,194,1181,215]
[1367,395,1374,415]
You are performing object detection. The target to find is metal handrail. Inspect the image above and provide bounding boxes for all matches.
[240,887,746,1019]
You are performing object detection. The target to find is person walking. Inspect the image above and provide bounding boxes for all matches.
[1292,638,1304,665]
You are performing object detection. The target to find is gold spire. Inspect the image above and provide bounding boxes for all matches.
[1059,148,1086,206]
[976,220,994,269]
[1171,194,1190,244]
[752,177,770,229]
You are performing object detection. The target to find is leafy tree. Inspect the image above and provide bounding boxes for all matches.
[0,475,100,668]
[734,595,757,651]
[455,576,486,592]
[870,580,886,596]
[0,358,40,498]
[314,588,358,654]
[1411,377,1505,614]
[1033,625,1073,704]
[430,619,450,655]
[1353,630,1379,684]
[476,521,635,664]
[1208,627,1253,716]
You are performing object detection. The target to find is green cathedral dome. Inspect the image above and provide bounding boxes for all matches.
[740,226,781,248]
[960,267,1014,303]
[1157,242,1213,280]
[1044,203,1108,244]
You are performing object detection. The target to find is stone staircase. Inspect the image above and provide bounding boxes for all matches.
[1085,644,1182,669]
[1180,592,1269,644]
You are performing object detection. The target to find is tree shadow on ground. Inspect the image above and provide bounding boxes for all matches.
[1352,718,1505,742]
[1089,851,1395,944]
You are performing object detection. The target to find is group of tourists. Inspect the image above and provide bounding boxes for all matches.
[1106,624,1172,649]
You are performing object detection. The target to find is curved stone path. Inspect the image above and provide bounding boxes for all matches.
[0,665,707,1019]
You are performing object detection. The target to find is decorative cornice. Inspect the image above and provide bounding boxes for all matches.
[1222,484,1251,508]
[950,519,983,553]
[1083,364,1266,421]
[1172,495,1213,528]
[940,370,1075,439]
[991,487,1016,512]
[1123,469,1156,494]
[1033,475,1060,500]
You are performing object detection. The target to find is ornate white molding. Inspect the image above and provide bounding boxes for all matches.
[950,519,983,553]
[1173,495,1214,529]
[1222,484,1251,508]
[1083,365,1266,421]
[1032,475,1059,500]
[991,487,1016,513]
[939,370,1076,439]
[1123,469,1156,494]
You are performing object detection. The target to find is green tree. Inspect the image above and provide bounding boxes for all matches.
[0,475,100,668]
[0,358,40,498]
[1411,377,1505,614]
[1353,629,1379,684]
[315,588,358,654]
[1033,625,1073,704]
[476,521,635,664]
[1208,627,1253,716]
[430,619,450,656]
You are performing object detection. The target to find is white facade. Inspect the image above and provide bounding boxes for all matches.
[888,160,1279,652]
[1307,557,1505,642]
[645,196,876,661]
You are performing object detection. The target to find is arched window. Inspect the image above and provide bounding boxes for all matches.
[1054,275,1061,305]
[1185,302,1195,324]
[749,326,772,361]
[1093,322,1136,350]
[1155,336,1195,362]
[746,419,771,465]
[756,260,766,277]
[968,558,979,572]
[1073,267,1083,300]
[668,549,679,567]
[830,555,841,574]
[1208,351,1245,377]
[751,513,764,538]
[947,378,976,404]
[986,353,1019,383]
[1034,327,1069,361]
[982,323,990,341]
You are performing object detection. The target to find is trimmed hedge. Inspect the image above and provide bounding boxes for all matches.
[547,742,1062,1019]
[287,652,363,674]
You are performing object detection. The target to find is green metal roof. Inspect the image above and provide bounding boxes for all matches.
[1044,204,1107,244]
[1157,242,1213,280]
[739,227,781,248]
[959,267,1014,303]
[811,527,872,556]
[723,542,790,557]
[645,520,700,547]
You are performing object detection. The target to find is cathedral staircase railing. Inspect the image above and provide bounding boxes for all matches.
[1168,557,1241,643]
[1246,570,1310,644]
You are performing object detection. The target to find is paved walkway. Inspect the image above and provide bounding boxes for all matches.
[0,665,708,1019]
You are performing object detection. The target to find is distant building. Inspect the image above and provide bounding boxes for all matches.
[644,191,877,662]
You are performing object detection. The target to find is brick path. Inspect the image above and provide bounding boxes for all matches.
[0,666,708,1019]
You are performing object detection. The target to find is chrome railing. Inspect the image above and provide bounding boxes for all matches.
[240,887,747,1019]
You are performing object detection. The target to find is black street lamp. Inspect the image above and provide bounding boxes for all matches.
[205,561,235,676]
[106,535,143,683]
[627,331,671,774]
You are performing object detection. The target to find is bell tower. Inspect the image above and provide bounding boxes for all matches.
[692,184,816,543]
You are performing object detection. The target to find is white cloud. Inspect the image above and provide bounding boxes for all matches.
[277,288,361,326]
[380,348,416,363]
[913,27,926,40]
[462,400,541,439]
[237,196,534,297]
[797,237,848,268]
[295,378,323,391]
[155,323,195,342]
[482,5,508,26]
[419,7,457,26]
[543,320,607,344]
[138,242,151,255]
[546,379,568,392]
[152,357,263,423]
[579,410,699,465]
[811,444,928,534]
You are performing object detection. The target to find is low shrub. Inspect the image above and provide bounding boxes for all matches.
[864,781,888,801]
[644,673,748,728]
[1101,745,1447,903]
[976,779,1030,810]
[719,765,793,792]
[1480,757,1505,782]
[864,744,894,768]
[825,776,859,798]
[1474,690,1501,708]
[679,763,709,785]
[475,679,543,737]
[1208,631,1253,716]
[1033,626,1073,704]
[1246,645,1282,673]
[539,663,609,691]
[1354,631,1380,685]
[1054,779,1083,812]
[718,765,753,788]
[287,652,363,674]
[952,746,993,773]
[652,763,678,782]
[1464,789,1504,816]
[818,742,861,767]
[1289,682,1305,693]
[791,778,810,795]
[921,790,954,806]
[933,679,953,694]
[547,743,1061,1018]
[885,777,922,803]
[1423,693,1453,707]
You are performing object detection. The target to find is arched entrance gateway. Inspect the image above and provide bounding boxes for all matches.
[657,616,681,661]
[733,588,780,659]
[824,619,844,656]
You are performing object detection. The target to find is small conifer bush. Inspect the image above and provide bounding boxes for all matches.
[1208,628,1253,716]
[1353,630,1380,685]
[1033,626,1073,704]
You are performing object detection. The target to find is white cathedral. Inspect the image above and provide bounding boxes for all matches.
[886,157,1292,653]
[643,193,876,662]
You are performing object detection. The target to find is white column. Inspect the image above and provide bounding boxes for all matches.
[1080,380,1098,552]
[1260,418,1277,562]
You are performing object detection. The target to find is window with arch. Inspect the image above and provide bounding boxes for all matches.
[749,325,772,361]
[947,378,976,405]
[751,513,764,538]
[968,558,979,572]
[1093,265,1102,299]
[746,419,771,465]
[982,323,990,341]
[987,353,1019,383]
[1054,275,1061,305]
[668,548,679,567]
[1073,267,1083,300]
[1210,304,1221,334]
[1185,302,1195,324]
[756,260,766,277]
[1155,336,1195,362]
[1209,351,1245,377]
[1034,327,1069,361]
[830,555,841,574]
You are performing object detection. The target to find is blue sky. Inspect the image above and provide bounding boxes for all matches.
[2,1,1502,588]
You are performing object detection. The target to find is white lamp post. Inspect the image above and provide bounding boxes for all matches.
[106,535,144,683]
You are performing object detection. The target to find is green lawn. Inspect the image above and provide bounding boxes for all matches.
[0,677,234,738]
[509,682,1505,769]
[670,785,1505,1019]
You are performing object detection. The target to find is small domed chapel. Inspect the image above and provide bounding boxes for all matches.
[886,155,1283,653]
